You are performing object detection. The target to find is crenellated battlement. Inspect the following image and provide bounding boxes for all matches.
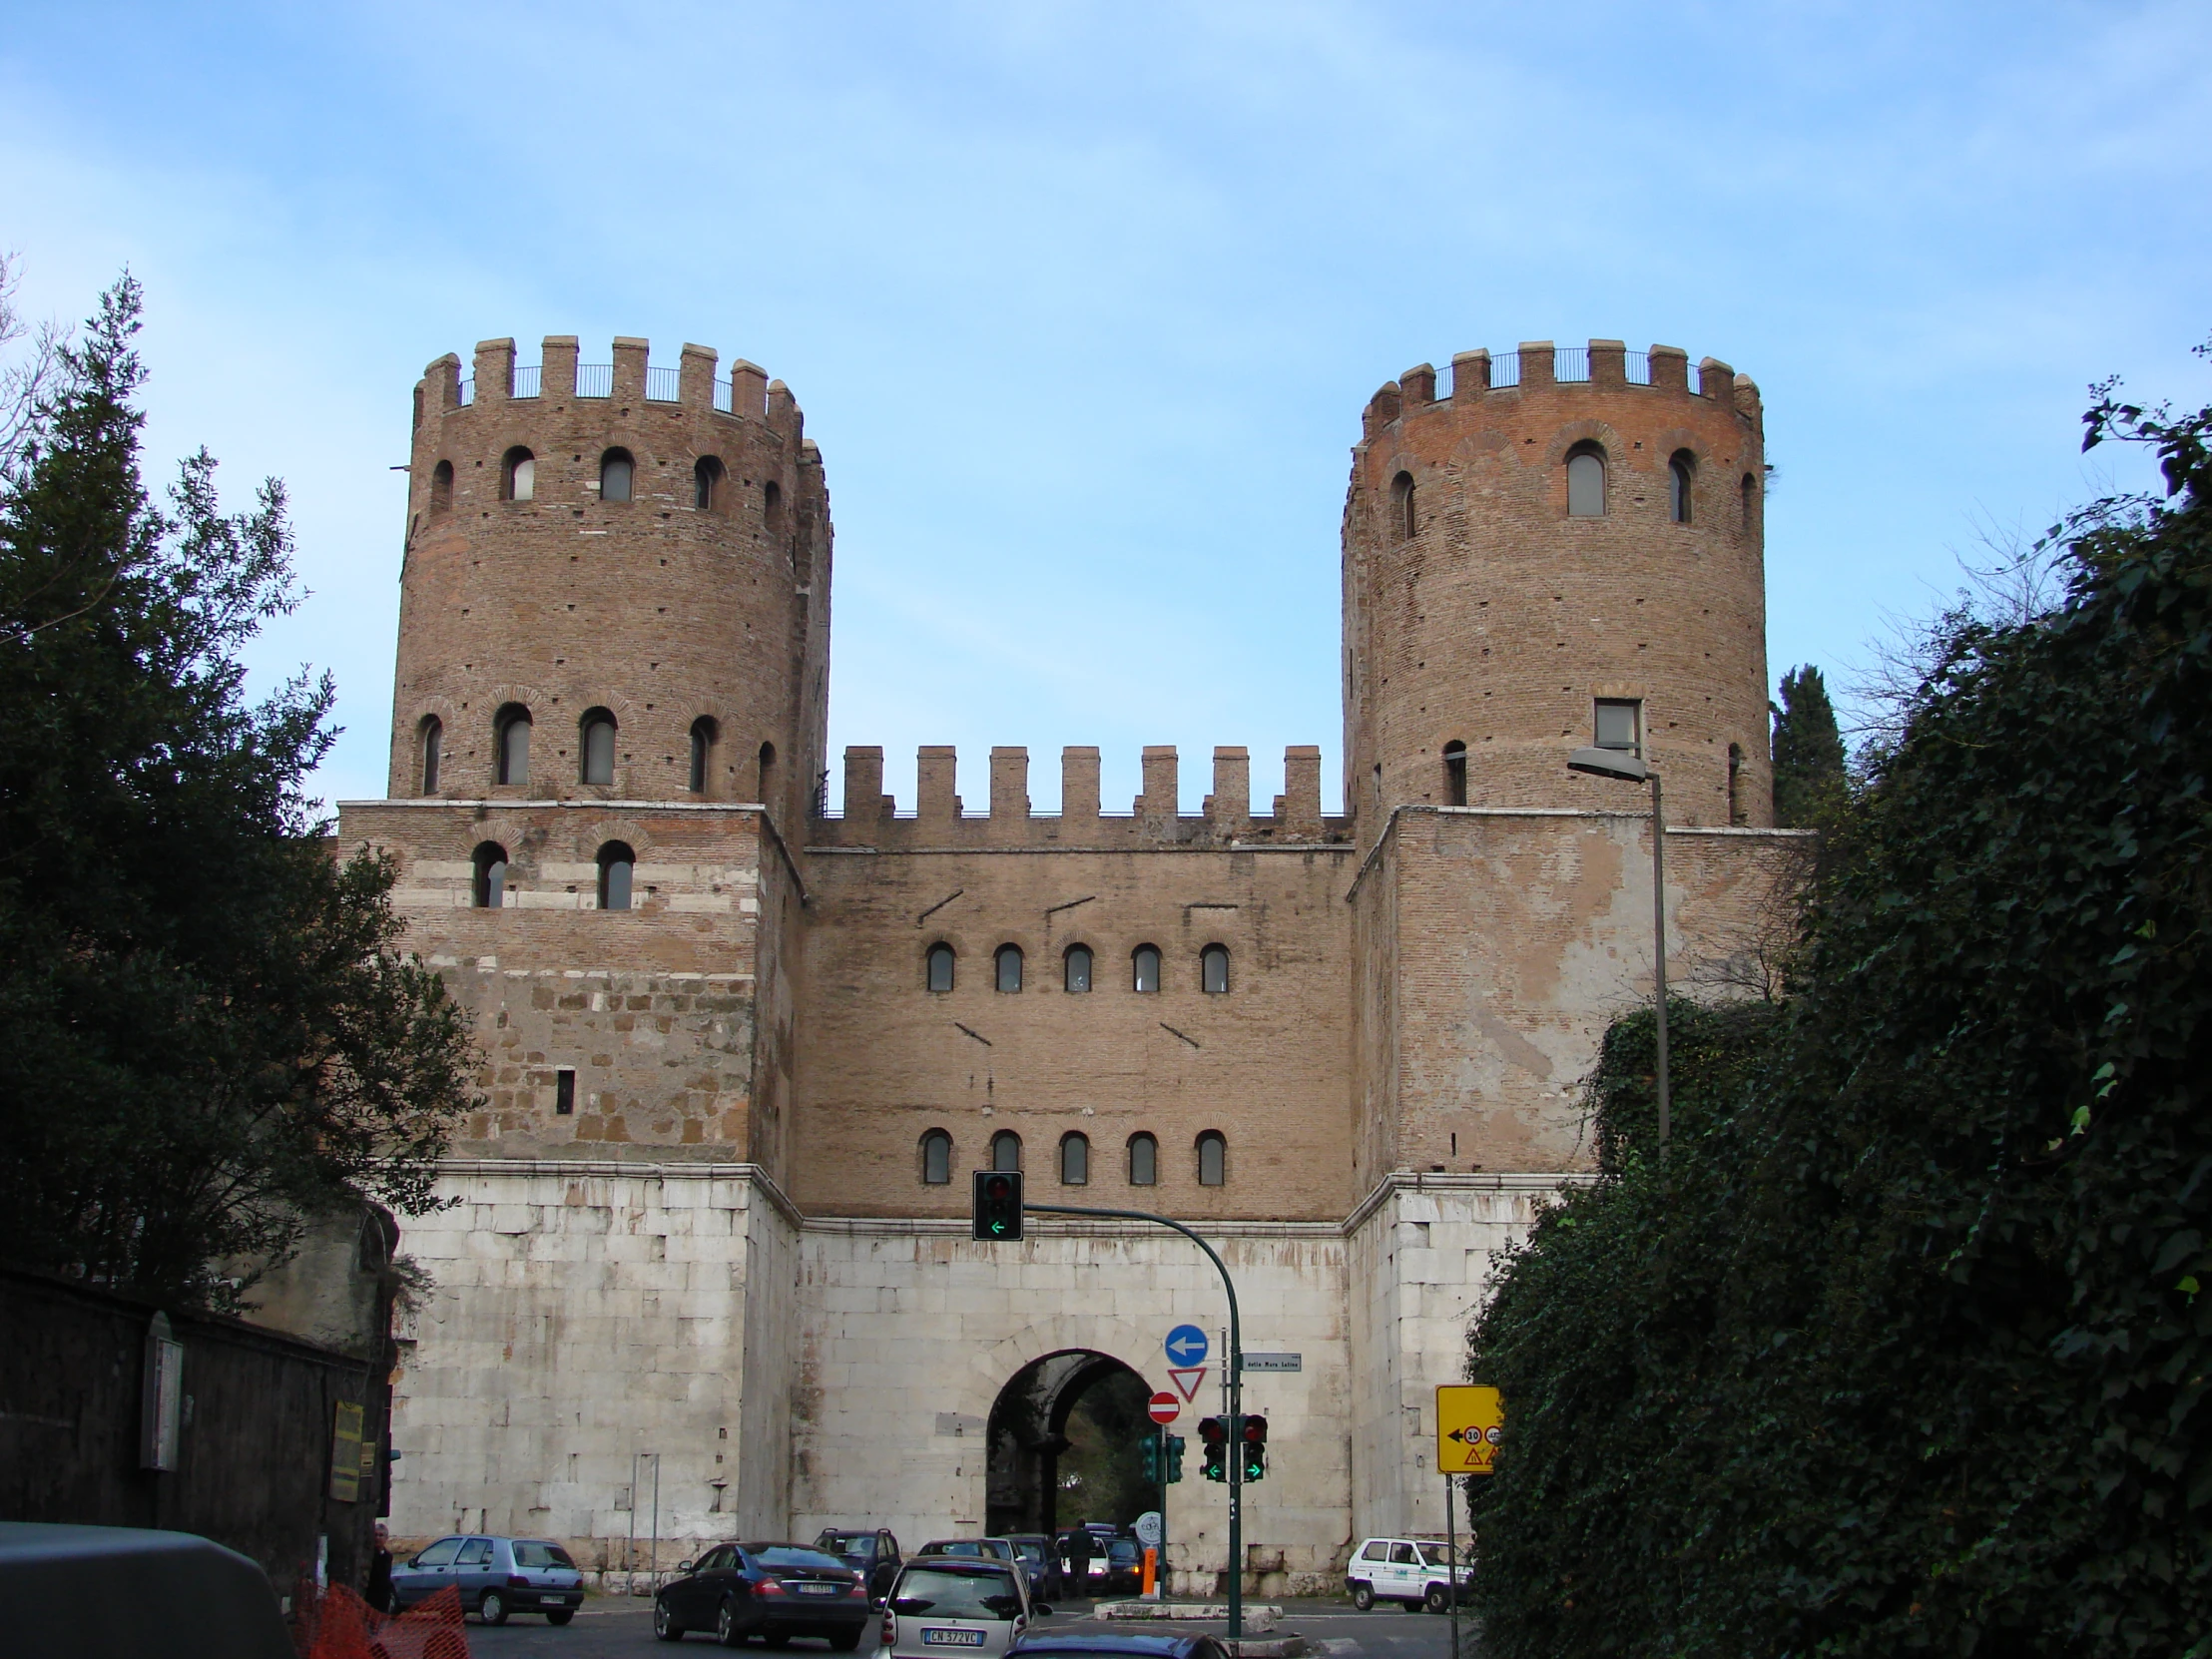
[420,335,801,437]
[808,744,1351,849]
[1360,337,1761,441]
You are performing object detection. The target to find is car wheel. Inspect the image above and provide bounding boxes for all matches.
[1424,1584,1450,1614]
[479,1590,509,1627]
[1351,1582,1375,1612]
[716,1599,742,1648]
[548,1608,576,1626]
[655,1596,686,1641]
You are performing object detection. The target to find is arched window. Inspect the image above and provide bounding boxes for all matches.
[1132,945,1161,994]
[995,944,1024,994]
[1127,1132,1158,1186]
[689,717,718,794]
[1064,944,1093,994]
[597,841,635,911]
[419,716,442,795]
[495,705,531,786]
[990,1130,1021,1173]
[501,446,535,502]
[1060,1132,1089,1186]
[764,479,784,534]
[759,741,778,804]
[920,1129,952,1185]
[580,709,617,786]
[925,943,955,993]
[1197,1130,1227,1187]
[1728,743,1745,826]
[599,448,635,503]
[1389,471,1415,540]
[1566,444,1606,517]
[471,841,508,908]
[1669,451,1695,524]
[429,459,454,515]
[694,455,724,511]
[1200,944,1230,995]
[1741,472,1760,532]
[1442,739,1466,807]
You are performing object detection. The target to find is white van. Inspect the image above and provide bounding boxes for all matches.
[1344,1536,1472,1613]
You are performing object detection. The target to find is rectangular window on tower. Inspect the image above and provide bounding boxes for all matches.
[1594,699,1642,756]
[555,1069,576,1116]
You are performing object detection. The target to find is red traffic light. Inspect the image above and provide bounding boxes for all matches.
[985,1175,1012,1200]
[1197,1415,1227,1446]
[1242,1414,1268,1444]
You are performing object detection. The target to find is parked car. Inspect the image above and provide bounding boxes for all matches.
[390,1534,584,1625]
[1050,1529,1122,1595]
[653,1541,870,1647]
[1010,1634,1227,1659]
[880,1555,1044,1659]
[815,1527,903,1603]
[1001,1535,1066,1599]
[915,1538,1026,1592]
[1098,1538,1143,1597]
[1343,1536,1472,1613]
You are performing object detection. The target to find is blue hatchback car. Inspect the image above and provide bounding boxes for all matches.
[389,1534,584,1625]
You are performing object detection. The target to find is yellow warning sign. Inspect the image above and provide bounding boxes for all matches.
[1436,1384,1503,1475]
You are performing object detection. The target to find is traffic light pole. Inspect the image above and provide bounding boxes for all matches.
[1026,1203,1245,1639]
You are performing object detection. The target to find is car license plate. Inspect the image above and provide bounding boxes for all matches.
[797,1583,840,1596]
[922,1629,986,1646]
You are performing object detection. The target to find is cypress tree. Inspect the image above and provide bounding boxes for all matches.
[1770,662,1847,827]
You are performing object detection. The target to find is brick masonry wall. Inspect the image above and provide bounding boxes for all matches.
[1344,341,1770,832]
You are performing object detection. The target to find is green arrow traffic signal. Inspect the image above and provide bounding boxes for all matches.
[970,1171,1024,1241]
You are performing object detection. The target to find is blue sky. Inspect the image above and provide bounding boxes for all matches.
[3,1,2206,815]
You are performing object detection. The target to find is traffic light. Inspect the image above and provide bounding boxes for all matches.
[1140,1434,1161,1483]
[970,1170,1023,1241]
[1165,1434,1186,1484]
[1241,1414,1269,1482]
[1198,1415,1228,1482]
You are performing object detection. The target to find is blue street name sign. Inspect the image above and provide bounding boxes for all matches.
[1164,1325,1209,1367]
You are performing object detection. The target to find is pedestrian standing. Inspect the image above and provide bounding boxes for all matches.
[1065,1528,1092,1598]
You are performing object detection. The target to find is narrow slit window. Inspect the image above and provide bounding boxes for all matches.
[471,842,508,909]
[555,1069,576,1116]
[991,1130,1021,1173]
[1389,471,1415,540]
[1132,945,1161,993]
[1442,739,1466,807]
[995,944,1023,993]
[597,841,635,911]
[689,717,717,794]
[1060,1133,1089,1186]
[599,448,635,502]
[764,479,784,534]
[581,710,617,786]
[1064,944,1092,993]
[1197,1131,1227,1187]
[1741,472,1760,532]
[1728,743,1745,826]
[502,447,535,502]
[1567,445,1607,517]
[1201,944,1230,995]
[921,1130,952,1185]
[429,459,453,515]
[1128,1133,1158,1186]
[1594,698,1642,756]
[419,717,442,795]
[926,943,955,993]
[1669,451,1695,523]
[495,706,531,786]
[759,741,778,804]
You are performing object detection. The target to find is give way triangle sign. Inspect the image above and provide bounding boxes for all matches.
[1168,1367,1208,1401]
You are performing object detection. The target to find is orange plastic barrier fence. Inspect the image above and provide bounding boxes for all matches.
[293,1582,469,1659]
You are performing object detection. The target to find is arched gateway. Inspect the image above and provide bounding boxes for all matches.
[986,1350,1153,1536]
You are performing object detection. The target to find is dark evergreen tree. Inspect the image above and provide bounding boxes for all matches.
[0,276,477,1311]
[1770,662,1847,827]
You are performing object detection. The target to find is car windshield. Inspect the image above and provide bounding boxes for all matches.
[749,1547,850,1572]
[1012,1541,1047,1563]
[824,1535,877,1558]
[1108,1540,1139,1564]
[925,1541,983,1556]
[894,1567,1023,1620]
[512,1541,575,1568]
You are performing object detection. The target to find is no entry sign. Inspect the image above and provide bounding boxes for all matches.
[1147,1391,1181,1424]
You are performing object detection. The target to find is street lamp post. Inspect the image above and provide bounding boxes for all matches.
[1567,747,1669,1150]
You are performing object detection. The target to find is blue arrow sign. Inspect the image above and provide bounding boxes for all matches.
[1164,1325,1209,1367]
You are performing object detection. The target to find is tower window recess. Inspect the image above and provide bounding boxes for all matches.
[1594,698,1642,756]
[759,741,778,805]
[555,1069,576,1116]
[763,479,784,534]
[1389,471,1415,540]
[1064,944,1093,994]
[1197,1130,1227,1187]
[429,459,454,515]
[597,841,635,911]
[580,709,617,786]
[1060,1132,1090,1186]
[1728,743,1746,826]
[1442,739,1467,807]
[920,1129,952,1185]
[1741,472,1760,531]
[1669,451,1695,523]
[1566,444,1607,517]
[689,717,718,794]
[990,1130,1022,1173]
[599,448,635,502]
[925,943,955,993]
[501,446,535,502]
[1132,945,1161,993]
[694,455,724,511]
[1127,1132,1158,1187]
[1201,944,1230,995]
[419,716,442,796]
[471,841,508,909]
[494,705,531,786]
[995,944,1024,994]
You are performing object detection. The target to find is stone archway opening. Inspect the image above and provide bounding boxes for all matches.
[985,1350,1155,1537]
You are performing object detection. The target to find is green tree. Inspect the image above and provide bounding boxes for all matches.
[1468,358,2212,1657]
[0,276,478,1312]
[1769,662,1847,828]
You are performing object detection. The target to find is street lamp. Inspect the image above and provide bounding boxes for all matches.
[1567,746,1670,1151]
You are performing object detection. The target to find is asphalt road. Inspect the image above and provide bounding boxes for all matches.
[459,1598,1473,1659]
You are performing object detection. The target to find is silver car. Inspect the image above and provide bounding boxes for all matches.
[880,1555,1043,1658]
[390,1533,584,1625]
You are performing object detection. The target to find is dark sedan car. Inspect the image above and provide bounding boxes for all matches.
[654,1542,870,1647]
[1001,1535,1065,1599]
[815,1527,903,1603]
[1010,1633,1227,1659]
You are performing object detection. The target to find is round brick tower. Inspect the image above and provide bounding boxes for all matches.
[1342,338,1769,835]
[389,334,830,827]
